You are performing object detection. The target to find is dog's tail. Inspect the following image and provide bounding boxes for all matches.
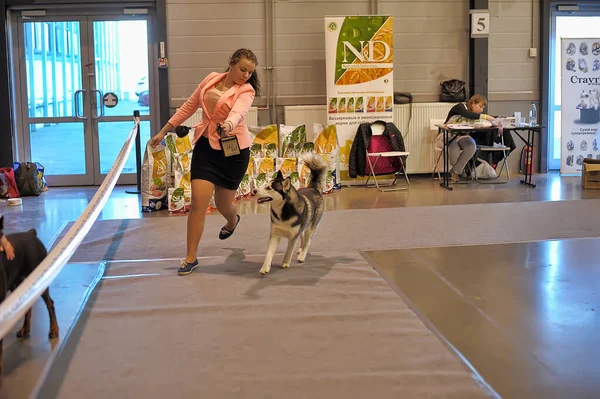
[300,153,329,194]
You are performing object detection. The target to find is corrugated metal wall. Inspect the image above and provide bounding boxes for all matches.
[166,0,540,116]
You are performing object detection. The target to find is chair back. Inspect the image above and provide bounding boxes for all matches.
[367,134,401,175]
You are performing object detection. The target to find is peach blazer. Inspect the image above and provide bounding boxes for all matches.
[168,72,255,150]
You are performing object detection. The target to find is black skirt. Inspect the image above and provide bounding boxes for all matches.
[191,136,250,190]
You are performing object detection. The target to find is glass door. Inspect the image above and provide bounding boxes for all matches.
[88,18,151,184]
[18,18,91,185]
[15,14,153,186]
[548,13,600,170]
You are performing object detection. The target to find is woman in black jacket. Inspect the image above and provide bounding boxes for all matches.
[441,94,496,182]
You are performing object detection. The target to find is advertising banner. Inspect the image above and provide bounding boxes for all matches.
[325,15,394,181]
[561,38,600,174]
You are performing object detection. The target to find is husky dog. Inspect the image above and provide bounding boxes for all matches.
[253,154,328,275]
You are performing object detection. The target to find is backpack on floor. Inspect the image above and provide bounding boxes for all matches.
[14,162,43,196]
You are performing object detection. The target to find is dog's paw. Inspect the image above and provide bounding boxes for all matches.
[281,262,290,269]
[17,328,30,339]
[297,251,307,263]
[259,265,271,275]
[48,328,59,339]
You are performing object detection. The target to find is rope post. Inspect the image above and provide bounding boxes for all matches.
[126,110,142,195]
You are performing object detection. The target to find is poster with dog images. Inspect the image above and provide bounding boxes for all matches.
[561,38,600,174]
[325,15,394,182]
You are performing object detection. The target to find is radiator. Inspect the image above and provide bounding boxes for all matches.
[284,106,327,140]
[176,106,259,127]
[393,103,454,174]
[283,103,454,174]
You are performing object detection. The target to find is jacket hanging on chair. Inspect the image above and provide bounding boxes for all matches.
[348,121,407,178]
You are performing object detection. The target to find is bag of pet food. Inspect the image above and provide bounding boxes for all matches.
[277,158,299,189]
[168,187,190,215]
[314,124,341,191]
[238,174,253,198]
[250,143,263,158]
[165,130,194,155]
[253,157,276,190]
[279,124,306,157]
[173,152,193,192]
[238,157,255,198]
[142,141,171,212]
[320,153,338,194]
[289,172,300,190]
[250,125,278,155]
[264,143,278,158]
[297,159,311,188]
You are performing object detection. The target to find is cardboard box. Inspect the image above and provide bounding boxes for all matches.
[581,158,600,189]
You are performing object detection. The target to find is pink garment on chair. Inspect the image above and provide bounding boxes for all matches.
[366,136,402,175]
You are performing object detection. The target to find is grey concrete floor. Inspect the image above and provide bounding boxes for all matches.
[366,239,600,399]
[0,172,599,398]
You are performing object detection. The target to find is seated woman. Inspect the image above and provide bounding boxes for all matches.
[439,94,496,182]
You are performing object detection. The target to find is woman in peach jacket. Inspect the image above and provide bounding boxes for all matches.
[151,49,261,275]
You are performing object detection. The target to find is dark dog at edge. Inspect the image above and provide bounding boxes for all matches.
[0,215,59,373]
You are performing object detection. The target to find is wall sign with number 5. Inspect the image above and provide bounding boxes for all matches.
[470,10,490,38]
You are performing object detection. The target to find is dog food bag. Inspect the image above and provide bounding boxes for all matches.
[282,142,296,158]
[253,173,269,190]
[254,157,276,177]
[276,158,298,177]
[238,174,253,198]
[289,171,301,190]
[173,152,193,192]
[314,124,341,191]
[142,141,170,212]
[250,143,264,158]
[277,158,300,189]
[279,124,306,157]
[251,125,278,152]
[297,159,312,188]
[299,142,315,155]
[264,143,278,159]
[321,153,337,194]
[165,130,194,154]
[245,156,256,177]
[168,187,187,215]
[312,123,325,142]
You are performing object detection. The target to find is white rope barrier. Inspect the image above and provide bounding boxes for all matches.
[0,122,139,339]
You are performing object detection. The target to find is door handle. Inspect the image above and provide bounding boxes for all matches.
[92,90,105,119]
[74,89,87,119]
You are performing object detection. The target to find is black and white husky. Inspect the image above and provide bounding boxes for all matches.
[253,154,328,275]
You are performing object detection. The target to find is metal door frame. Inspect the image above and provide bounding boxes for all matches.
[8,7,158,186]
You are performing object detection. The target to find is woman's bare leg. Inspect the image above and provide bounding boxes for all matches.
[214,186,239,231]
[185,179,214,263]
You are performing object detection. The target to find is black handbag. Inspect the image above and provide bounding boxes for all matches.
[394,92,413,136]
[439,79,467,102]
[393,92,413,105]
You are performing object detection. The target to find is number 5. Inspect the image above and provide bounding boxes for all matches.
[470,11,489,37]
[477,17,486,32]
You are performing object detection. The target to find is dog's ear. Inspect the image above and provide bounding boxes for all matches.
[276,170,284,180]
[282,177,291,191]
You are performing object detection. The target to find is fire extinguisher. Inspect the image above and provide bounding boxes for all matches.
[520,145,534,175]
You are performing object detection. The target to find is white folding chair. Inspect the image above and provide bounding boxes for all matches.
[430,119,446,180]
[473,133,511,184]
